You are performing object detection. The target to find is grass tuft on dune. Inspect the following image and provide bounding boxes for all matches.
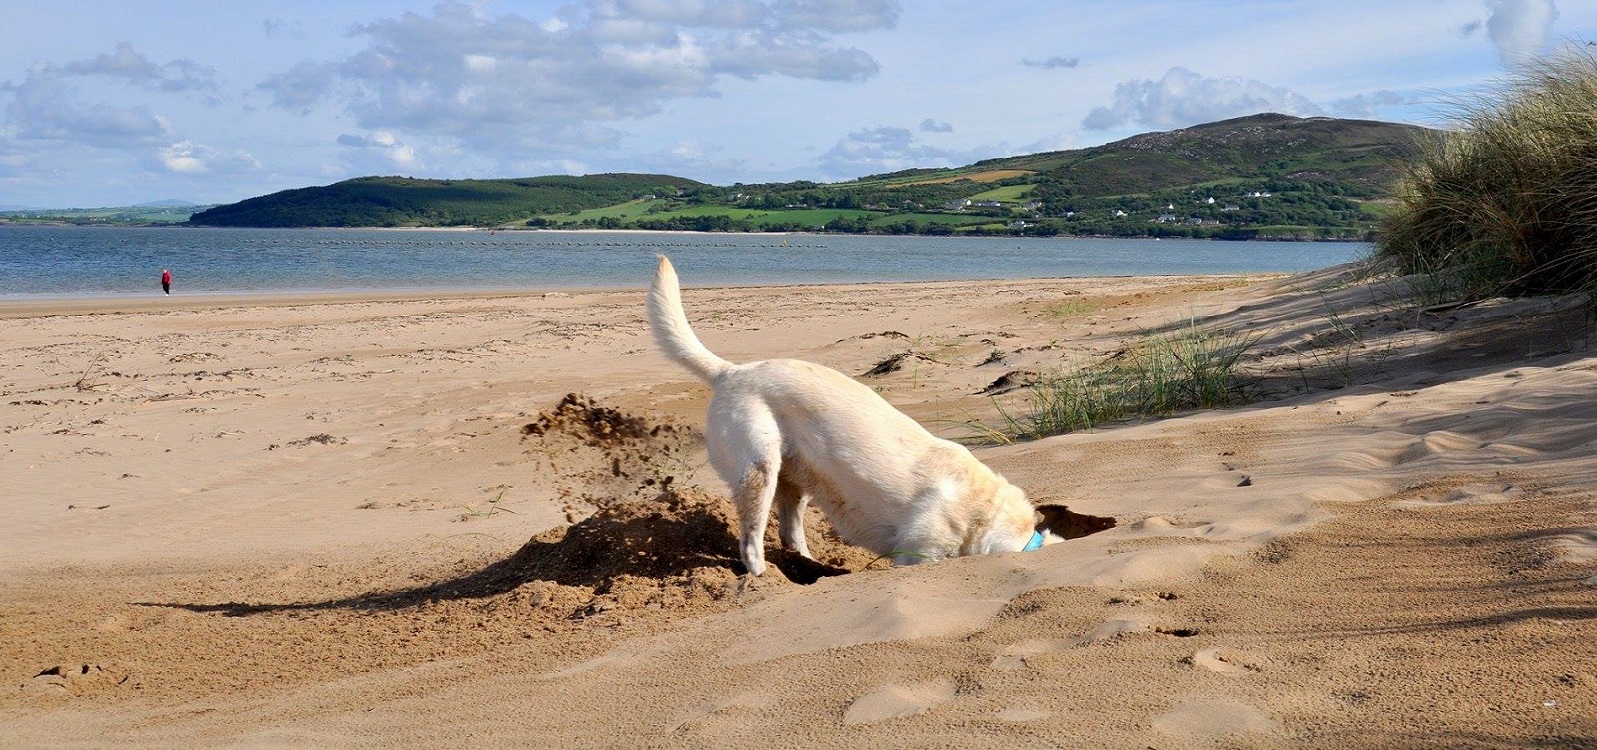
[1378,46,1597,303]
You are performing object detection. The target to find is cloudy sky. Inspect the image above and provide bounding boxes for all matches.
[1,0,1590,208]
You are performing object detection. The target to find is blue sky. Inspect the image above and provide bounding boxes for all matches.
[0,0,1590,208]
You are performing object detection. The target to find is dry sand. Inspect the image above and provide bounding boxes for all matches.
[1,266,1593,748]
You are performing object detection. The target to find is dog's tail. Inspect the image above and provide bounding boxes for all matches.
[647,255,733,382]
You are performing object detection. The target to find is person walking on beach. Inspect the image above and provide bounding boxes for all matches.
[161,268,172,296]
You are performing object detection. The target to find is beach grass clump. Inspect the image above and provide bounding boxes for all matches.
[1378,47,1597,302]
[997,321,1254,441]
[1039,296,1107,320]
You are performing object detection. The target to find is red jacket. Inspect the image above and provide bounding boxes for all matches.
[161,271,172,284]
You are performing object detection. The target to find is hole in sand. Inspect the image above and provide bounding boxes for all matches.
[1036,504,1117,539]
[1156,627,1201,638]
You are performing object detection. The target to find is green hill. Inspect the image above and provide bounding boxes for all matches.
[188,174,705,228]
[190,115,1435,238]
[966,113,1422,194]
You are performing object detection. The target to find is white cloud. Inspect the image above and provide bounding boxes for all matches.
[644,137,748,176]
[160,142,207,173]
[1485,0,1559,62]
[5,65,171,147]
[61,42,217,93]
[0,139,37,178]
[336,130,419,169]
[919,118,952,133]
[257,0,895,153]
[259,61,338,114]
[669,139,719,160]
[769,0,900,32]
[1082,67,1323,131]
[604,0,772,28]
[0,41,225,150]
[817,125,1007,178]
[462,54,498,73]
[1022,56,1080,69]
[262,18,307,38]
[158,140,262,174]
[1330,90,1422,118]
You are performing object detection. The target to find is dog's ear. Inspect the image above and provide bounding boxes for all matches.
[1034,504,1116,540]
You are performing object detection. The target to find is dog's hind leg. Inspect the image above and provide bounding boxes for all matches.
[707,406,783,576]
[774,477,812,559]
[731,461,779,576]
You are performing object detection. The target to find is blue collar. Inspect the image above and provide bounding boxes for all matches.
[1022,530,1045,552]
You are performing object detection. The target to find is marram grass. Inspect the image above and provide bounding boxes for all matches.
[1378,46,1597,301]
[994,321,1254,441]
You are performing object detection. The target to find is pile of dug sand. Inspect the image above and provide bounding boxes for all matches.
[409,483,874,629]
[508,395,877,621]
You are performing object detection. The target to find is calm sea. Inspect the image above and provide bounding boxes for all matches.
[0,225,1366,299]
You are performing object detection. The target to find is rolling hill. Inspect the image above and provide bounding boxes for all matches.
[959,112,1423,195]
[188,174,706,228]
[189,114,1436,238]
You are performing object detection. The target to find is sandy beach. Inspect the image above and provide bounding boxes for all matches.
[1,265,1593,748]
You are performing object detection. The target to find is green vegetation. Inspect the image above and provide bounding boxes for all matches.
[189,114,1430,238]
[0,204,209,225]
[966,184,1035,202]
[1378,48,1597,300]
[1038,296,1108,320]
[993,322,1255,441]
[191,174,702,227]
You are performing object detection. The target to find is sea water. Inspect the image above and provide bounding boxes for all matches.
[0,225,1366,299]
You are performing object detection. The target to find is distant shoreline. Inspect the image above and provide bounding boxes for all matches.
[2,221,1369,242]
[0,271,1297,317]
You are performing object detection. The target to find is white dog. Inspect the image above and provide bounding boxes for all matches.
[647,256,1099,576]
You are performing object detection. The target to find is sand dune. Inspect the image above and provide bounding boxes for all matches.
[1,266,1592,747]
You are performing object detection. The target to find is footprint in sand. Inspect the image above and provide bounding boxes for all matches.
[843,679,957,725]
[995,706,1051,722]
[1393,483,1524,508]
[1552,530,1597,564]
[1152,701,1278,737]
[1396,430,1482,464]
[1187,647,1263,675]
[25,663,130,694]
[1068,618,1150,646]
[1131,516,1209,534]
[990,639,1058,669]
[667,693,774,734]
